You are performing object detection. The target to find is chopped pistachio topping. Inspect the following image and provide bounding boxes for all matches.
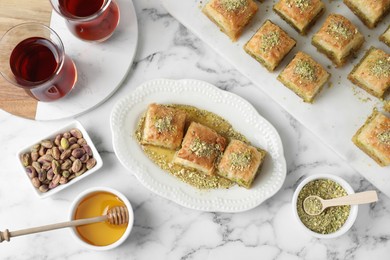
[230,150,252,170]
[294,59,317,82]
[220,0,248,12]
[261,31,280,52]
[377,130,390,145]
[370,57,390,78]
[190,137,217,158]
[286,0,311,12]
[154,116,175,133]
[326,20,354,40]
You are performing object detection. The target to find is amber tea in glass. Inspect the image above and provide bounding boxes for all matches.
[0,23,77,102]
[51,0,120,42]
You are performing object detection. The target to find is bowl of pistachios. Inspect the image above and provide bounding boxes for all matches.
[17,120,103,199]
[292,174,358,239]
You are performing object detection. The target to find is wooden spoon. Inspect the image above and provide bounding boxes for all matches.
[303,190,378,216]
[0,206,128,243]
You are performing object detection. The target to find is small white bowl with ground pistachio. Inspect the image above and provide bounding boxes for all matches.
[292,174,358,239]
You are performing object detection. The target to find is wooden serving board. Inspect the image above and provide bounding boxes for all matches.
[0,0,51,119]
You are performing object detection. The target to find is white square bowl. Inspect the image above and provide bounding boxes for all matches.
[16,120,103,199]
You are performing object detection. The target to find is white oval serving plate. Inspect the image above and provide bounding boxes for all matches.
[110,78,286,212]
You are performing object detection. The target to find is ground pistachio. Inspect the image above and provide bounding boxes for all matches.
[297,179,350,234]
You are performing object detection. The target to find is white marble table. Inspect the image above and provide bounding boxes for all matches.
[1,0,389,259]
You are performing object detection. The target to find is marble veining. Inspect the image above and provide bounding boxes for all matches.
[0,0,389,259]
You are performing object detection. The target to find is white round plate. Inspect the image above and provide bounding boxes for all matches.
[110,79,287,212]
[35,0,138,120]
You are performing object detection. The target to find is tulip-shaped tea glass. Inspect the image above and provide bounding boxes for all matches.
[50,0,120,42]
[0,23,77,102]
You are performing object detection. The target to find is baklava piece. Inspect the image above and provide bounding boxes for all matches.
[348,47,390,98]
[343,0,390,29]
[273,0,325,35]
[277,52,331,103]
[142,104,186,150]
[202,0,258,41]
[384,100,390,112]
[380,25,390,47]
[173,122,227,175]
[217,140,266,188]
[244,20,296,71]
[352,110,390,166]
[312,14,365,67]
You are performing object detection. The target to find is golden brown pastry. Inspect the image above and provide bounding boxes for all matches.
[142,103,186,150]
[173,122,227,175]
[202,0,258,41]
[312,14,365,67]
[352,110,390,166]
[348,47,390,99]
[380,25,390,47]
[277,52,331,103]
[244,20,296,71]
[343,0,390,28]
[217,139,266,188]
[273,0,325,35]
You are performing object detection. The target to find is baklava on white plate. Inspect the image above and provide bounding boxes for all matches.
[217,139,266,188]
[142,103,186,150]
[173,122,227,175]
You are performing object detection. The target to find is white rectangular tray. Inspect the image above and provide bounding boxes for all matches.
[161,0,390,196]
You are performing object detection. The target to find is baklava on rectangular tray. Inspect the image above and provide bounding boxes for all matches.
[385,101,390,112]
[277,52,331,103]
[352,110,390,167]
[202,0,258,42]
[173,122,227,175]
[343,0,390,29]
[348,47,390,99]
[380,25,390,47]
[142,103,186,150]
[244,20,296,72]
[217,139,266,188]
[312,14,365,67]
[273,0,325,35]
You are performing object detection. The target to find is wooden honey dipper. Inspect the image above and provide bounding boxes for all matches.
[0,206,129,243]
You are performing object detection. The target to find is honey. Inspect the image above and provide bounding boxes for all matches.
[74,192,128,246]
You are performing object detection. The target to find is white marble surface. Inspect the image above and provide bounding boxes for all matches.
[1,0,389,259]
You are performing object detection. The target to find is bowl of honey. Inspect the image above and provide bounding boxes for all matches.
[69,187,133,250]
